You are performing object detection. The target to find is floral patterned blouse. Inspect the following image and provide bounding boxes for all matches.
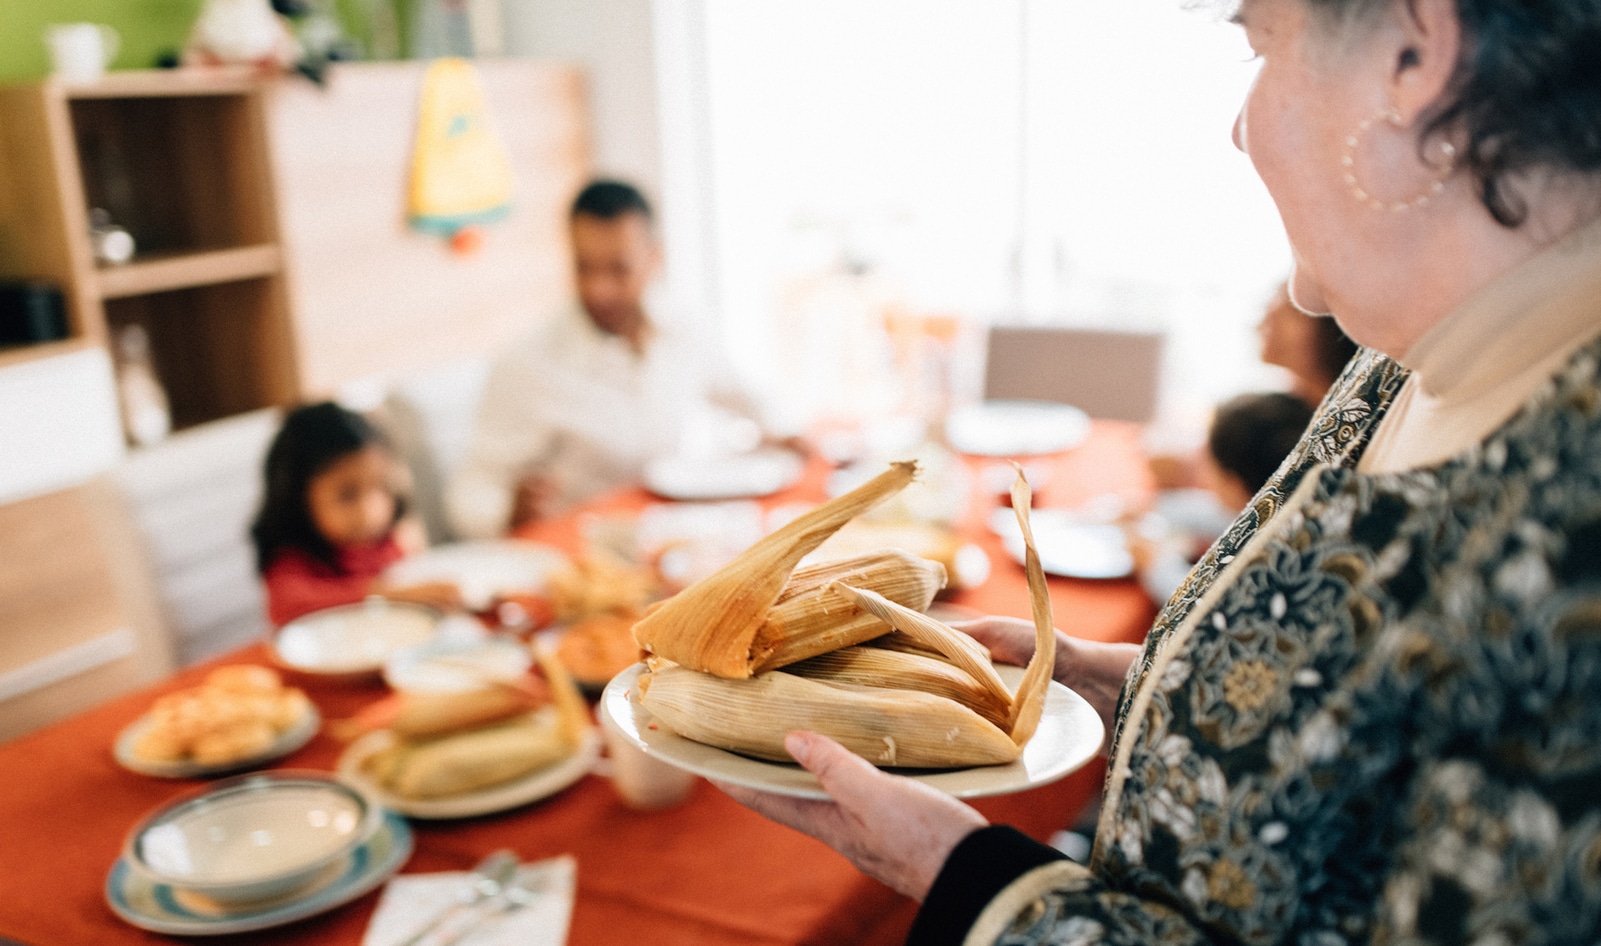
[910,334,1601,946]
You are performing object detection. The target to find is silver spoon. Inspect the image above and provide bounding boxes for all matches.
[394,849,519,946]
[433,866,549,946]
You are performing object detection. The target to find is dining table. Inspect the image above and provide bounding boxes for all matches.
[0,421,1158,946]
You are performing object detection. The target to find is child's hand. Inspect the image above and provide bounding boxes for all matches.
[376,581,466,613]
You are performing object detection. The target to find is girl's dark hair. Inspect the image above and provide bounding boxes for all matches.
[250,402,402,574]
[1208,392,1317,494]
[1307,0,1601,226]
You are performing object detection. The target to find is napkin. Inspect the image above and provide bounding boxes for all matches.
[362,856,576,946]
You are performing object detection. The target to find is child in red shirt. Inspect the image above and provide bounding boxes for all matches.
[251,402,462,626]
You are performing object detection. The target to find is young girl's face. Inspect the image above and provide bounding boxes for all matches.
[306,445,399,548]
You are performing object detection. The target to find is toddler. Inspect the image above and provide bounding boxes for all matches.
[251,402,462,626]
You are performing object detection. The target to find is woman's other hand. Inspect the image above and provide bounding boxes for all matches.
[716,731,987,901]
[953,617,1140,741]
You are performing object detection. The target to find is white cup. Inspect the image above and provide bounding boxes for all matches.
[45,23,119,83]
[601,724,697,811]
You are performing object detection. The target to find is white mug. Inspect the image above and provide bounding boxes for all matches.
[45,23,120,83]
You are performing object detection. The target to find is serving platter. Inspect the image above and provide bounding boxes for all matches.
[105,809,412,935]
[599,663,1104,801]
[113,703,321,779]
[335,726,602,819]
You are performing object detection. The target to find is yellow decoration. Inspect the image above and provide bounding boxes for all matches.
[408,58,514,234]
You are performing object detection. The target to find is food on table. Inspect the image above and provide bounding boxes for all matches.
[350,651,589,799]
[634,464,1057,769]
[556,612,645,687]
[546,554,657,622]
[129,665,312,766]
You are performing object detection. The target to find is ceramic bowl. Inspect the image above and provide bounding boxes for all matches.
[124,772,378,906]
[272,599,440,677]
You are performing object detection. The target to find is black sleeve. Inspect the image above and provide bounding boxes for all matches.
[905,825,1067,946]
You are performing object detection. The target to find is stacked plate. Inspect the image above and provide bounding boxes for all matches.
[106,771,412,935]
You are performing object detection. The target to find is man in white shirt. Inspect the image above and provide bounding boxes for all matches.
[446,180,794,539]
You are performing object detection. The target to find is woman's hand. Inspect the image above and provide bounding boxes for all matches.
[953,617,1140,742]
[715,731,987,901]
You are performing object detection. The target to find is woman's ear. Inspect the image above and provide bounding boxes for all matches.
[1389,0,1461,125]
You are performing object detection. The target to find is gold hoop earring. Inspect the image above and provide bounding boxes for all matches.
[1341,106,1457,212]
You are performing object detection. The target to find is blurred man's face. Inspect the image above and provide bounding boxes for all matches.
[571,212,660,337]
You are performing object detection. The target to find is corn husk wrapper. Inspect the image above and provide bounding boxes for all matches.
[787,645,1010,729]
[639,664,1019,767]
[829,584,1014,710]
[632,461,918,678]
[1004,470,1055,743]
[366,708,574,799]
[750,548,946,672]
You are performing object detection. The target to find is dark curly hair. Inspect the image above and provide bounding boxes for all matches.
[1302,0,1601,226]
[250,402,404,574]
[1208,392,1317,495]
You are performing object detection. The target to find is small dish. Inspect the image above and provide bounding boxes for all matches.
[945,400,1091,457]
[383,637,533,694]
[106,809,412,935]
[381,541,569,611]
[123,771,379,906]
[600,663,1104,800]
[643,448,805,501]
[336,726,603,819]
[114,702,321,779]
[272,600,440,677]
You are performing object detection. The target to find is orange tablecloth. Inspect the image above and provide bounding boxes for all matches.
[0,423,1156,946]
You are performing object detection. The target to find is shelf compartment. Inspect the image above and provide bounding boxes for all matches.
[97,245,281,299]
[104,277,296,431]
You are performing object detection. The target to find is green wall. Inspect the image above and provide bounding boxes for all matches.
[0,0,381,83]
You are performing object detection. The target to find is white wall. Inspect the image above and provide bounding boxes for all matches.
[0,348,125,505]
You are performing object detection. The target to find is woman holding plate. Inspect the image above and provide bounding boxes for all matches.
[721,0,1601,943]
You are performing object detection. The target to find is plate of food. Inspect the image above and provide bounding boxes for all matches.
[381,541,569,611]
[600,663,1102,800]
[554,612,646,695]
[271,600,440,678]
[608,460,1103,800]
[336,652,600,819]
[992,510,1135,580]
[115,665,320,778]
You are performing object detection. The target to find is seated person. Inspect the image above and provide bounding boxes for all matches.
[1132,391,1315,603]
[1257,278,1360,404]
[252,402,463,626]
[446,180,795,539]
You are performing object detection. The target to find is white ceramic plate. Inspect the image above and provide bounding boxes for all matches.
[105,809,412,936]
[382,637,533,694]
[599,663,1104,800]
[945,400,1091,457]
[335,726,602,819]
[993,511,1135,580]
[643,448,805,501]
[381,541,569,611]
[272,601,440,677]
[113,703,322,779]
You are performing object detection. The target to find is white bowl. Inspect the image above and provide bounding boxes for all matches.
[273,600,440,677]
[382,636,532,694]
[124,772,377,906]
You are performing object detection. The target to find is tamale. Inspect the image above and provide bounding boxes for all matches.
[828,584,1014,710]
[632,461,918,678]
[787,645,1010,729]
[750,549,946,672]
[639,664,1019,767]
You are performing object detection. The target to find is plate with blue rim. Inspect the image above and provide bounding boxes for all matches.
[105,808,412,935]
